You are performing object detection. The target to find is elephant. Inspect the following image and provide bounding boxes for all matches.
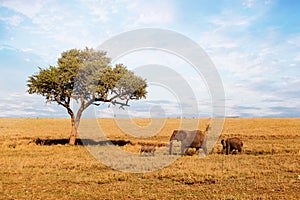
[169,124,209,155]
[221,137,243,155]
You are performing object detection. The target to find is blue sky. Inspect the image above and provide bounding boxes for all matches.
[0,0,299,118]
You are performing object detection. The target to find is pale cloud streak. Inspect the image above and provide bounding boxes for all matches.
[0,15,23,26]
[126,0,176,26]
[0,93,67,118]
[0,0,46,19]
[195,0,300,117]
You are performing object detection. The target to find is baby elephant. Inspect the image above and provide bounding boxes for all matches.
[140,145,156,156]
[221,137,243,155]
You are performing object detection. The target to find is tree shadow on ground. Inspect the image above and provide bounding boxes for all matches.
[34,138,132,146]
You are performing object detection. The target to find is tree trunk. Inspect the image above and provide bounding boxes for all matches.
[69,114,78,145]
[67,97,93,145]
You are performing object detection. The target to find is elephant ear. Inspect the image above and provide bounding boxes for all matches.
[177,130,187,141]
[170,130,178,141]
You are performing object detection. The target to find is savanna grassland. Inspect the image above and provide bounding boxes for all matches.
[0,118,300,199]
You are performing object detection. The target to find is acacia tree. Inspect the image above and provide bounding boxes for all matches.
[27,48,147,145]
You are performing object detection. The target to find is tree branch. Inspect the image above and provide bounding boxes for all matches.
[94,95,130,109]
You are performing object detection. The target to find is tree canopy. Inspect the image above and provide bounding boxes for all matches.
[27,48,147,144]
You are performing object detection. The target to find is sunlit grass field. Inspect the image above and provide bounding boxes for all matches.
[0,118,300,199]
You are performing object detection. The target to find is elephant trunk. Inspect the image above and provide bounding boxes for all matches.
[169,140,173,155]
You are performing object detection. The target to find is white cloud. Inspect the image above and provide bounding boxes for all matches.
[0,44,17,51]
[243,0,256,8]
[194,1,299,117]
[294,54,300,62]
[126,0,176,26]
[0,0,299,117]
[0,15,23,26]
[1,1,99,62]
[242,0,274,8]
[21,48,32,52]
[0,0,177,59]
[80,0,120,23]
[0,93,67,118]
[287,35,300,47]
[0,0,45,19]
[209,9,258,32]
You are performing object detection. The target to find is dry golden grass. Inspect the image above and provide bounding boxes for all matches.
[0,118,300,199]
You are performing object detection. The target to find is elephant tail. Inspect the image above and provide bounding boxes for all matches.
[241,141,243,147]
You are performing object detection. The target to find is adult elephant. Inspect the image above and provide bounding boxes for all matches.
[169,124,209,155]
[221,137,243,155]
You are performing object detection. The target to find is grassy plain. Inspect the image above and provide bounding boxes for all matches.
[0,118,300,199]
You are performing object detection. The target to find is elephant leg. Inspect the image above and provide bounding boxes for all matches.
[169,141,173,155]
[237,146,242,153]
[226,146,230,155]
[195,147,200,155]
[184,148,189,155]
[202,145,208,155]
[181,145,187,155]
